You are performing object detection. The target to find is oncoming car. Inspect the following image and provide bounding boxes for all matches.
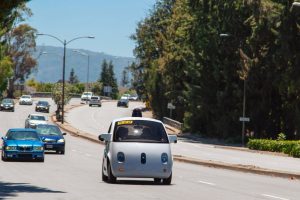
[99,117,177,184]
[36,124,66,154]
[1,128,44,162]
[19,95,33,105]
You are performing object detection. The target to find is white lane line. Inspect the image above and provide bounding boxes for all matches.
[85,153,92,157]
[72,149,77,152]
[261,194,290,200]
[197,180,216,186]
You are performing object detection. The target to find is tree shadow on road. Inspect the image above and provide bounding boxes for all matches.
[0,181,65,199]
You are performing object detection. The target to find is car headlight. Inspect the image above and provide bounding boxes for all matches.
[117,152,125,162]
[5,146,17,150]
[0,104,3,106]
[9,105,13,107]
[161,153,168,164]
[57,139,65,143]
[34,146,44,151]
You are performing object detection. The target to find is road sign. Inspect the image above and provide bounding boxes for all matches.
[167,103,175,110]
[239,117,250,122]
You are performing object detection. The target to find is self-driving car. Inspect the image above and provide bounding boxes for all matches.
[99,117,177,184]
[1,128,44,162]
[36,124,66,154]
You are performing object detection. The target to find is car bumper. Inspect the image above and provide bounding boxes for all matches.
[44,143,65,151]
[111,162,172,178]
[36,107,49,112]
[3,151,44,160]
[20,101,32,105]
[0,106,14,110]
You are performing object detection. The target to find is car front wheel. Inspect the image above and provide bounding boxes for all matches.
[162,173,172,185]
[107,161,116,184]
[102,163,108,182]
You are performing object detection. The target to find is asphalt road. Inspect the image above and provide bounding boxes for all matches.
[66,100,300,174]
[0,98,300,200]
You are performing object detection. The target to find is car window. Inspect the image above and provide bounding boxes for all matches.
[36,125,62,135]
[113,120,168,143]
[7,131,40,141]
[30,115,46,121]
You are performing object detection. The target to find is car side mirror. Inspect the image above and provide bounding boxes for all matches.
[62,133,67,135]
[99,133,111,142]
[168,135,177,143]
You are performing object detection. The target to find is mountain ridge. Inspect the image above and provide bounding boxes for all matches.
[32,46,135,83]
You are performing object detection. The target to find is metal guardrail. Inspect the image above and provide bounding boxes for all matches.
[163,117,183,132]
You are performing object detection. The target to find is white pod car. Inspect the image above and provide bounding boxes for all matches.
[99,117,177,184]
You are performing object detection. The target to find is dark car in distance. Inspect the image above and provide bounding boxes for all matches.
[35,101,50,113]
[117,98,129,108]
[132,108,142,117]
[0,98,15,112]
[36,124,66,154]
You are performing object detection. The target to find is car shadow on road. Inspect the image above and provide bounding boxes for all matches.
[104,180,174,186]
[0,181,65,199]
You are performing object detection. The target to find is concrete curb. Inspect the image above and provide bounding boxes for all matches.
[173,155,300,180]
[51,102,300,180]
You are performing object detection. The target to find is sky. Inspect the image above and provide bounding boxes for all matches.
[26,0,156,58]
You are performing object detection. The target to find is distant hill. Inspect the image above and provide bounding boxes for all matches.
[31,46,135,83]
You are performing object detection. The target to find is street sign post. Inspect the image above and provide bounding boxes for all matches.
[239,117,250,122]
[167,103,176,118]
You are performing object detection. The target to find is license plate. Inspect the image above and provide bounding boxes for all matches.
[46,145,53,148]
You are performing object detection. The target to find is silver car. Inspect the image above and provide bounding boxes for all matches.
[25,114,48,129]
[99,117,177,184]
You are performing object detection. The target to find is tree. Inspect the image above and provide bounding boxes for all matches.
[68,68,79,84]
[120,68,129,87]
[6,24,37,98]
[52,82,72,108]
[98,60,119,98]
[0,0,30,95]
[0,55,13,93]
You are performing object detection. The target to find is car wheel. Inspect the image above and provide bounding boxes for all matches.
[102,163,108,182]
[154,178,161,184]
[162,173,172,185]
[107,161,116,184]
[1,151,7,161]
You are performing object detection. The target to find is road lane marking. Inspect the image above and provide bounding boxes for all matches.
[85,153,92,157]
[197,180,216,186]
[262,194,290,200]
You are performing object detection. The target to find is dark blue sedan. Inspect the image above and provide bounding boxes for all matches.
[1,128,45,162]
[36,124,66,154]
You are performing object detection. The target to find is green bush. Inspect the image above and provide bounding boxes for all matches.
[247,139,300,158]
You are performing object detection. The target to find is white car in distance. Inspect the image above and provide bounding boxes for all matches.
[81,92,93,102]
[25,114,48,129]
[99,117,177,185]
[19,95,33,105]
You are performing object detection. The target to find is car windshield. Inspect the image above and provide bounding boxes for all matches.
[30,115,46,121]
[2,99,13,103]
[36,125,62,136]
[83,92,92,96]
[6,131,40,141]
[38,101,48,106]
[113,120,168,143]
[21,95,30,99]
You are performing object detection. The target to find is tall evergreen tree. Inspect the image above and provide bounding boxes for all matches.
[69,68,79,84]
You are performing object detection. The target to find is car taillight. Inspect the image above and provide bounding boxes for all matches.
[117,152,125,163]
[161,153,168,164]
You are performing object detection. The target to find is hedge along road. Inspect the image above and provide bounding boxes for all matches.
[61,100,300,179]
